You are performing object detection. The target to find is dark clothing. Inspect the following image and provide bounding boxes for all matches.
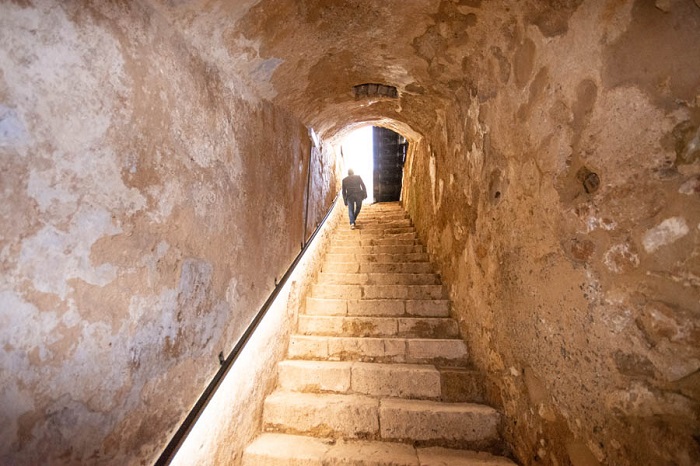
[342,174,367,226]
[342,174,367,204]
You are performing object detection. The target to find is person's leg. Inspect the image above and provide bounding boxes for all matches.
[347,199,356,225]
[354,199,363,223]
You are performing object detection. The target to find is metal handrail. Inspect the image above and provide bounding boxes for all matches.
[155,191,339,466]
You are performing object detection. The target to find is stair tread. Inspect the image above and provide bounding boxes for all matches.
[243,433,517,466]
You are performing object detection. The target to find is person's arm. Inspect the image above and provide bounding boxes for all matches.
[360,178,367,199]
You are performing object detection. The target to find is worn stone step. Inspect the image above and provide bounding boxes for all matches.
[263,392,379,438]
[334,237,418,247]
[243,434,516,466]
[325,252,429,263]
[298,315,459,338]
[262,392,499,446]
[288,335,468,364]
[336,227,416,238]
[311,284,446,300]
[318,272,440,286]
[356,221,413,230]
[330,245,425,255]
[305,298,450,317]
[380,398,500,446]
[278,360,442,399]
[322,261,435,274]
[274,361,487,405]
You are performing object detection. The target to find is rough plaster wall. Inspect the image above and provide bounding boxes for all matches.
[172,198,344,466]
[0,1,336,464]
[402,1,700,465]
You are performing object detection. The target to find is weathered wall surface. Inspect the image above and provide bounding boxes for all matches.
[171,197,344,466]
[402,1,700,465]
[0,1,335,464]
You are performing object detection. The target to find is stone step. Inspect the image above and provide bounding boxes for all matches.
[331,233,420,246]
[336,227,416,238]
[317,272,440,286]
[298,315,459,338]
[288,335,468,364]
[277,361,486,403]
[305,298,450,317]
[322,261,435,274]
[331,238,421,248]
[380,398,501,445]
[356,213,409,221]
[262,392,500,446]
[277,361,442,399]
[355,219,412,228]
[263,392,378,438]
[333,237,418,247]
[311,284,446,300]
[330,244,425,255]
[243,434,516,466]
[325,252,430,263]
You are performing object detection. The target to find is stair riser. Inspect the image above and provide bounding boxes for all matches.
[311,284,446,300]
[305,298,450,317]
[243,435,516,466]
[322,262,434,274]
[288,336,468,365]
[298,316,459,338]
[326,254,429,265]
[317,273,440,286]
[336,227,416,238]
[380,400,500,445]
[330,245,425,255]
[352,220,413,229]
[263,394,379,439]
[278,361,442,399]
[277,362,486,403]
[333,238,417,247]
[263,395,499,446]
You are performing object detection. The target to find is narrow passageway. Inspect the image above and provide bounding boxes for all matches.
[1,1,699,465]
[244,203,514,465]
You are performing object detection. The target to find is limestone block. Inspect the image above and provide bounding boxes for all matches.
[305,297,348,315]
[379,399,499,442]
[311,284,362,299]
[351,363,441,398]
[329,245,423,255]
[406,300,450,317]
[288,336,328,359]
[327,336,400,361]
[325,439,419,465]
[363,285,445,300]
[347,299,405,317]
[299,316,399,337]
[325,253,356,263]
[318,272,369,285]
[368,273,440,285]
[356,253,429,263]
[322,261,360,273]
[243,433,329,466]
[263,392,379,438]
[278,361,352,393]
[359,262,434,274]
[406,339,468,363]
[397,317,459,338]
[416,447,516,465]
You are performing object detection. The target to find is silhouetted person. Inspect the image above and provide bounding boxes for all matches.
[342,169,367,229]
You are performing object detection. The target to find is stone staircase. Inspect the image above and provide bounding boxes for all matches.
[243,202,515,465]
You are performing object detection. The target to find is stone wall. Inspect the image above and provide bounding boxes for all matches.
[0,1,336,464]
[402,2,700,465]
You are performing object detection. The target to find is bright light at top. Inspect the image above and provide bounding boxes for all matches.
[341,126,374,204]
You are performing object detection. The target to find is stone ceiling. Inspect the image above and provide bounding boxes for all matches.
[146,0,575,143]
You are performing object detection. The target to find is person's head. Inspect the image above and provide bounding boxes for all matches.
[348,169,354,176]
